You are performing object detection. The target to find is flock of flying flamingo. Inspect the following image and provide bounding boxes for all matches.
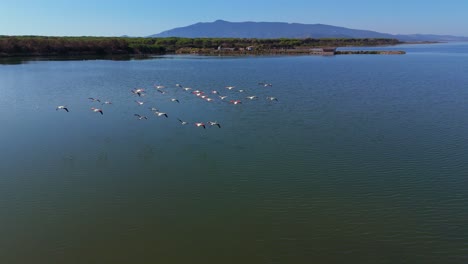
[56,82,278,129]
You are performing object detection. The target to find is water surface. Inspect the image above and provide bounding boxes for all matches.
[1,43,468,263]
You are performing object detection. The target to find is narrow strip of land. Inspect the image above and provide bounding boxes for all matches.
[0,36,407,57]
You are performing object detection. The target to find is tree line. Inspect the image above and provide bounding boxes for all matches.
[131,37,401,51]
[0,36,165,56]
[0,36,401,56]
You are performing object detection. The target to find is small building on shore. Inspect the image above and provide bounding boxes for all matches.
[217,45,236,51]
[310,47,336,56]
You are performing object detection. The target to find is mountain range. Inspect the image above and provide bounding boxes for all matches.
[149,20,468,42]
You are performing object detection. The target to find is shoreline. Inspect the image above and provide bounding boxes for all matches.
[0,36,408,58]
[0,36,444,59]
[0,46,408,59]
[0,50,406,58]
[0,50,406,63]
[175,49,406,56]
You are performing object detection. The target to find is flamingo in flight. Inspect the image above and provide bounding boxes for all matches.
[91,107,103,115]
[131,88,145,97]
[88,97,101,103]
[56,105,69,112]
[154,111,168,118]
[134,114,148,120]
[177,118,189,125]
[195,122,206,129]
[258,82,272,87]
[208,121,221,128]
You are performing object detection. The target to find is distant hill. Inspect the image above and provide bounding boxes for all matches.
[149,20,468,42]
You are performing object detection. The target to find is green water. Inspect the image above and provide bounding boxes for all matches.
[1,43,468,263]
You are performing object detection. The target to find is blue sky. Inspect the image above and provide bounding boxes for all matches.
[1,0,467,37]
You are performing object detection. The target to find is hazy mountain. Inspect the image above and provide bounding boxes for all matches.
[149,20,468,42]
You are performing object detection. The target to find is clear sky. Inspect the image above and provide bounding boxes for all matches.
[1,0,467,37]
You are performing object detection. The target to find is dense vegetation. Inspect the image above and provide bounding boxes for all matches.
[0,36,165,56]
[148,37,401,51]
[0,36,401,57]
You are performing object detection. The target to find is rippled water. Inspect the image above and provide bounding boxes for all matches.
[1,43,468,263]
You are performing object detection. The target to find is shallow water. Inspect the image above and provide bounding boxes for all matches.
[1,43,468,263]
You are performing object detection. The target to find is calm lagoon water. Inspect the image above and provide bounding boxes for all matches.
[1,43,468,263]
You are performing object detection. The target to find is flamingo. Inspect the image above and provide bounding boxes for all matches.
[91,107,103,115]
[56,105,69,112]
[134,114,148,120]
[195,122,206,129]
[208,121,221,128]
[154,111,168,118]
[258,82,272,87]
[131,88,145,97]
[177,118,189,125]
